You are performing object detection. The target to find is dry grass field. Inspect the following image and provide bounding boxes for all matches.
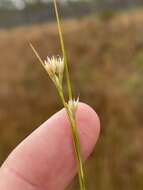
[0,9,143,190]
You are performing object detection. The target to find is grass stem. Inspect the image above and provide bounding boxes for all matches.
[56,88,86,190]
[53,0,73,100]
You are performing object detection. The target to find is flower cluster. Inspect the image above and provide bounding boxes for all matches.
[68,97,79,116]
[44,55,79,114]
[44,56,64,87]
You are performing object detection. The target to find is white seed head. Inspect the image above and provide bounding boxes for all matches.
[45,56,64,75]
[44,56,64,86]
[68,97,79,114]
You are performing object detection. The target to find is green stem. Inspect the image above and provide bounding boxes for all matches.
[56,87,86,190]
[69,117,86,190]
[53,0,73,100]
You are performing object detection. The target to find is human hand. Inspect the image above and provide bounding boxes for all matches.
[0,103,100,190]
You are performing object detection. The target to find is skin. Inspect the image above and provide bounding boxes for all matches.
[0,103,100,190]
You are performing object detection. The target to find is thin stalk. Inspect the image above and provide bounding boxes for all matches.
[29,43,45,68]
[53,0,73,100]
[56,88,86,190]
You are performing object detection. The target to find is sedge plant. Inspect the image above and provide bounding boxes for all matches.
[30,0,86,189]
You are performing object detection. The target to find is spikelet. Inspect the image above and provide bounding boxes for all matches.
[44,56,64,87]
[68,97,79,115]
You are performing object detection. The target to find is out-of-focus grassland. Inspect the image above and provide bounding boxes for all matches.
[0,9,143,190]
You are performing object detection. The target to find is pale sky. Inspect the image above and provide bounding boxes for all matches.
[11,0,55,9]
[1,0,73,9]
[11,0,25,9]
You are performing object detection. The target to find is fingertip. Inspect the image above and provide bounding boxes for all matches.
[75,102,100,159]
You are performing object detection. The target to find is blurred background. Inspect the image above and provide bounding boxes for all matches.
[0,0,143,189]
